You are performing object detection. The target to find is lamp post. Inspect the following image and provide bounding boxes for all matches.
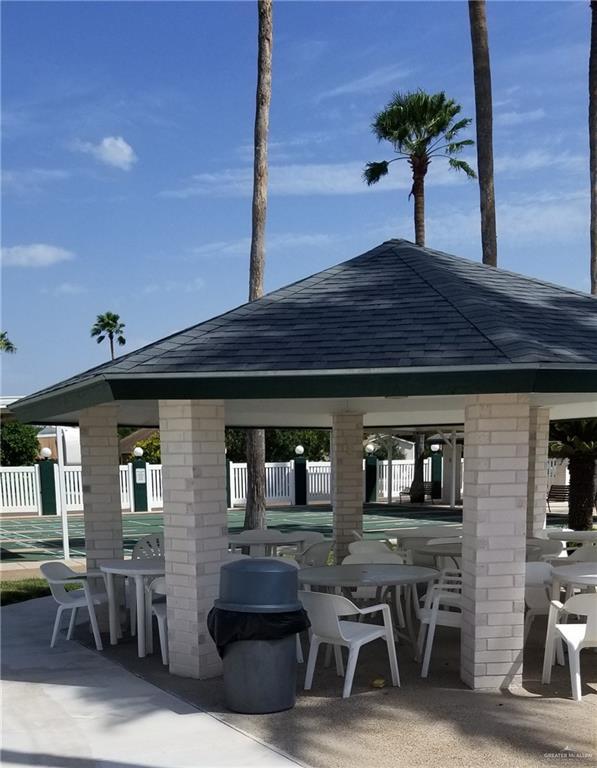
[294,445,307,505]
[364,443,378,503]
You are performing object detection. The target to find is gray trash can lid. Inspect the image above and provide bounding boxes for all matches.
[215,557,302,613]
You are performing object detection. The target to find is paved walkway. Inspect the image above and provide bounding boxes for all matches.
[1,597,303,768]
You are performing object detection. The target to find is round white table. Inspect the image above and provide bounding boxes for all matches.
[550,562,597,599]
[229,531,308,557]
[545,529,597,543]
[299,563,438,647]
[100,558,165,658]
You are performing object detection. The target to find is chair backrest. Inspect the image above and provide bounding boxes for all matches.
[547,485,569,502]
[299,589,360,641]
[148,576,167,597]
[299,532,325,549]
[567,545,597,563]
[526,538,566,557]
[342,552,407,565]
[524,562,552,612]
[40,562,81,604]
[348,540,392,555]
[563,593,597,642]
[351,530,364,541]
[296,540,332,567]
[132,535,162,559]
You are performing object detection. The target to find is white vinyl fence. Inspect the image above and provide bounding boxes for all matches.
[0,466,42,514]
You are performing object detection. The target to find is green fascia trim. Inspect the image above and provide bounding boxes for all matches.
[11,368,597,423]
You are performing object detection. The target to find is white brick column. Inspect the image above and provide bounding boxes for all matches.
[159,399,228,679]
[527,406,550,537]
[331,412,363,562]
[461,394,529,690]
[80,405,123,571]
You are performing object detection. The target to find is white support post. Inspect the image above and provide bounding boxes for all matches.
[331,412,364,562]
[79,407,123,571]
[527,407,550,537]
[461,394,529,690]
[159,399,228,679]
[56,426,70,560]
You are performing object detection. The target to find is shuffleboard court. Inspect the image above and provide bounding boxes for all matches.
[1,504,566,563]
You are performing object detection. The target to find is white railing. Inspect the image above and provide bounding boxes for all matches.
[376,459,432,500]
[0,466,41,514]
[229,461,294,506]
[148,464,163,510]
[61,465,84,511]
[306,461,331,502]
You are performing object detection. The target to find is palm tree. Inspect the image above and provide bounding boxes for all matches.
[90,312,126,360]
[550,419,597,530]
[364,90,476,246]
[468,0,497,267]
[590,1,596,294]
[245,0,273,531]
[0,331,16,353]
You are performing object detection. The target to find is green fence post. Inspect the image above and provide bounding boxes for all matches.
[365,455,378,502]
[39,458,58,515]
[294,456,307,506]
[132,457,148,512]
[431,451,442,500]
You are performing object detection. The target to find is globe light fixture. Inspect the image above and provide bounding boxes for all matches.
[295,445,305,456]
[365,443,375,454]
[430,443,441,452]
[133,446,144,458]
[40,447,52,459]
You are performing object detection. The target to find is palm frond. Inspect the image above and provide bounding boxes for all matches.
[448,158,477,178]
[363,161,390,185]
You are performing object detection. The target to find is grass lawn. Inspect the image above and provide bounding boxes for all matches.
[1,578,78,606]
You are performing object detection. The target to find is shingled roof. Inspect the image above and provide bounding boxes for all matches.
[13,240,597,421]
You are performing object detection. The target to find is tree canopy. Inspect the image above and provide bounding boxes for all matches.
[1,422,40,465]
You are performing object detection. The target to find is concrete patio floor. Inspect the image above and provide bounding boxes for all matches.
[1,597,301,768]
[75,598,597,768]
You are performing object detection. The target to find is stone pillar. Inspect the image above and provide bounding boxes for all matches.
[461,394,529,690]
[159,399,228,679]
[527,407,550,537]
[331,413,363,562]
[80,405,123,571]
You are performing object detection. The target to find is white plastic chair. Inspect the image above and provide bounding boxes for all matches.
[348,540,393,555]
[526,537,566,562]
[567,545,597,563]
[542,593,597,701]
[146,576,168,665]
[299,590,399,698]
[524,562,556,641]
[296,540,332,568]
[40,562,107,651]
[128,535,164,636]
[351,530,364,541]
[343,551,409,628]
[416,571,463,677]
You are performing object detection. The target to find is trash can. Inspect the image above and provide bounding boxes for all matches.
[208,558,310,714]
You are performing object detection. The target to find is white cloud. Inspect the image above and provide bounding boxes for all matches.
[73,136,137,171]
[54,282,86,295]
[2,168,70,195]
[494,148,585,175]
[1,244,75,268]
[317,64,411,101]
[496,108,546,127]
[162,156,476,199]
[191,232,339,260]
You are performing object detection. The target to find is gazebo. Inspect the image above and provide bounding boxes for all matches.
[13,239,597,690]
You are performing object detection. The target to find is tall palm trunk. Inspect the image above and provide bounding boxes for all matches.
[568,454,596,530]
[245,0,273,530]
[410,157,428,246]
[469,0,497,267]
[590,1,597,294]
[109,335,115,360]
[410,433,426,504]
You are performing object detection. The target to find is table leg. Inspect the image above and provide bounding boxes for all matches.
[403,585,418,649]
[104,572,119,646]
[136,575,146,658]
[84,583,103,651]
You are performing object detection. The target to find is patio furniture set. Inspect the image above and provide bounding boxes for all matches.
[41,524,597,701]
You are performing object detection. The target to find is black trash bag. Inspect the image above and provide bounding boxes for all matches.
[208,607,310,658]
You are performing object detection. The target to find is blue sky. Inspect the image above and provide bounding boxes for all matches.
[2,0,592,396]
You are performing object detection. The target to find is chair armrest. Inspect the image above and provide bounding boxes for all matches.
[550,600,564,610]
[356,603,386,617]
